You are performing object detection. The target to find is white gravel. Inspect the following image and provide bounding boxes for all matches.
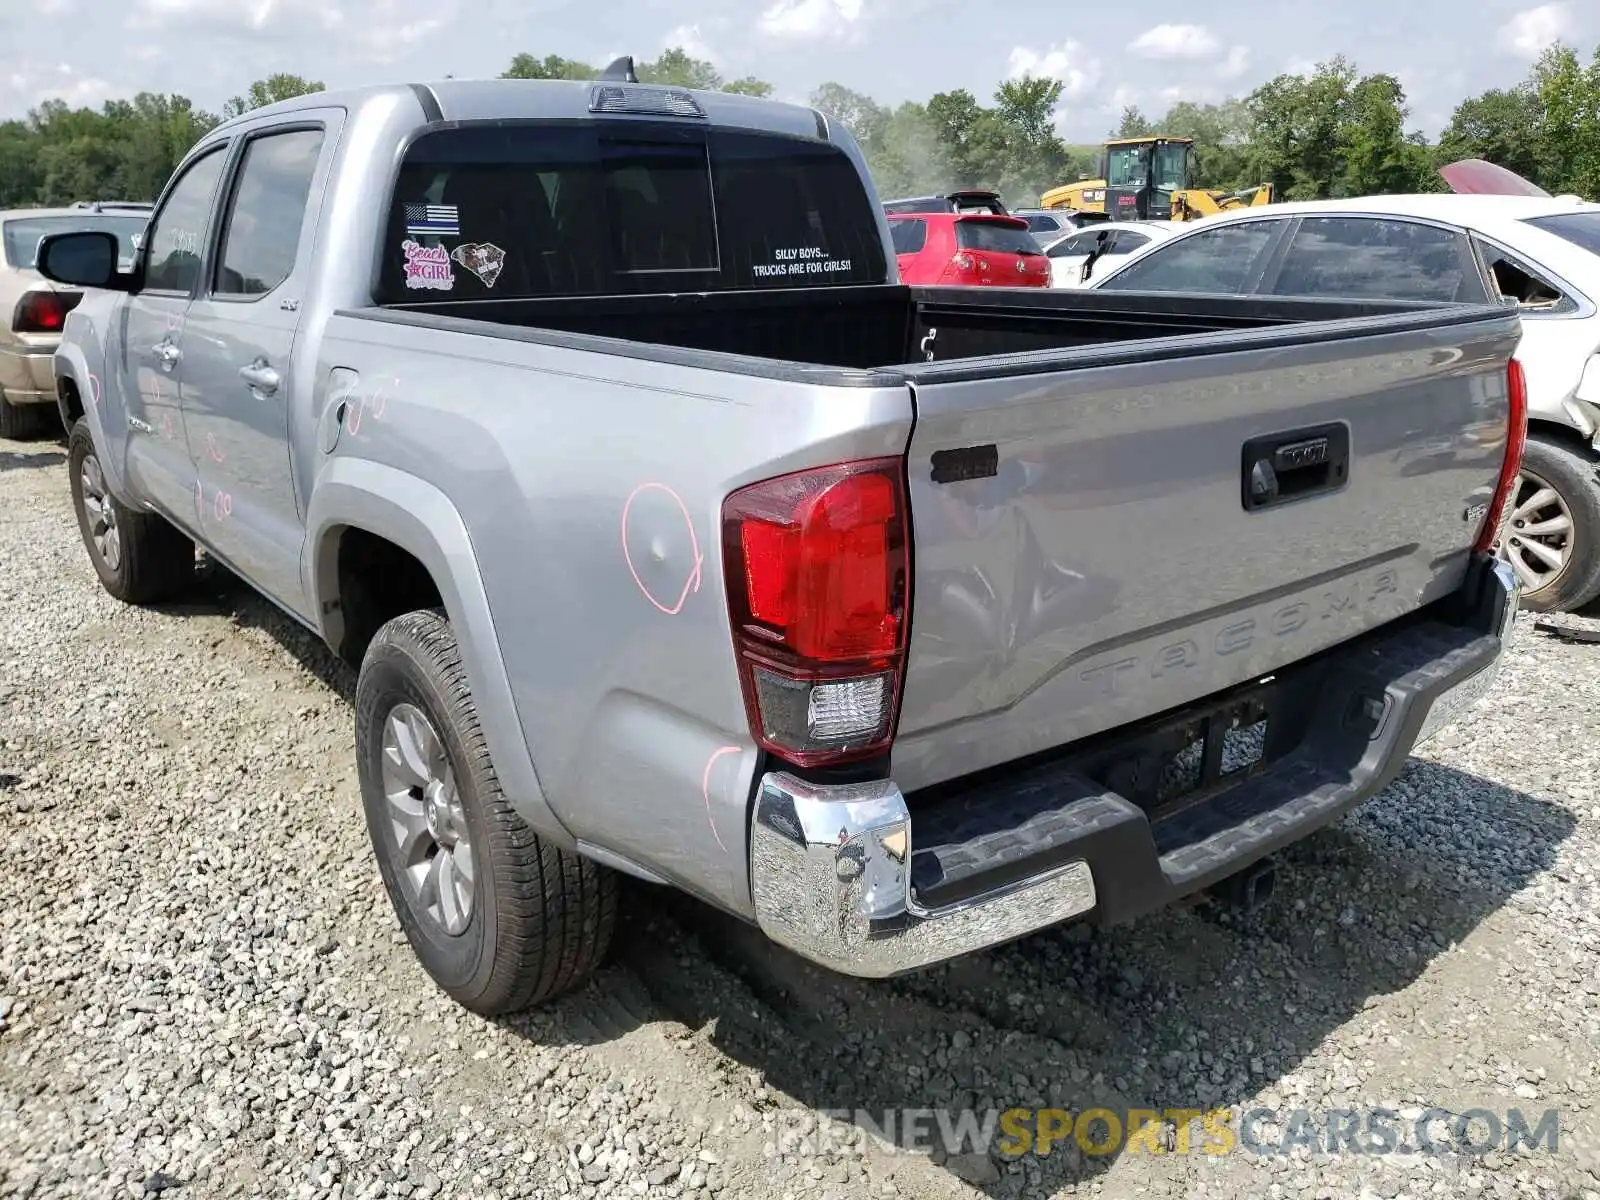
[2,432,1599,1200]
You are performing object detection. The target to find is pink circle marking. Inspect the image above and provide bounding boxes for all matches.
[86,373,102,409]
[346,395,364,435]
[621,482,703,616]
[701,746,741,854]
[370,376,397,419]
[205,432,225,462]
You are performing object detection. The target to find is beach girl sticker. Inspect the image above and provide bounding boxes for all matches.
[401,240,454,291]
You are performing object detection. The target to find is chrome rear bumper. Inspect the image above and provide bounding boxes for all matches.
[749,773,1097,978]
[747,557,1519,980]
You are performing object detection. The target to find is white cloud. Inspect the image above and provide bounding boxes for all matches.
[1497,3,1571,58]
[1220,44,1251,78]
[355,17,444,63]
[1008,41,1100,99]
[1284,56,1319,78]
[758,0,863,41]
[663,23,717,62]
[1,61,115,110]
[128,0,344,37]
[1127,23,1222,60]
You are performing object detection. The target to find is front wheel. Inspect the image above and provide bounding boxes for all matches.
[66,420,194,604]
[1495,434,1600,613]
[355,609,618,1014]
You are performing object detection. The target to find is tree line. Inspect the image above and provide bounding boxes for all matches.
[0,41,1595,214]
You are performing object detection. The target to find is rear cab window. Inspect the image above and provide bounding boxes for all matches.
[955,219,1042,255]
[378,122,888,301]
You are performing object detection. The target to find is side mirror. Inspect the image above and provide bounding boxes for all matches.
[36,231,132,292]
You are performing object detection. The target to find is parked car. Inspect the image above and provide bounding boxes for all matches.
[1011,207,1112,249]
[883,189,1007,215]
[1085,194,1600,613]
[0,205,149,437]
[40,74,1523,1017]
[889,212,1051,286]
[1042,220,1180,287]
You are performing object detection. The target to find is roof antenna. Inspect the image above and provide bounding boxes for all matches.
[600,56,638,83]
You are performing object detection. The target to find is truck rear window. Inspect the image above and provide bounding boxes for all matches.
[955,220,1042,255]
[378,122,888,302]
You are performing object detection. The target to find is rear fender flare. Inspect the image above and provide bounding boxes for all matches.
[305,456,574,847]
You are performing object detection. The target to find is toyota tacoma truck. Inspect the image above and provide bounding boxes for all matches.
[37,67,1526,1016]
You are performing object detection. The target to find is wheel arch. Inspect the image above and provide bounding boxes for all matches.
[52,343,128,497]
[305,456,575,847]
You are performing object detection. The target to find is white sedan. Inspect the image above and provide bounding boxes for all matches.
[1041,221,1179,288]
[1086,192,1600,613]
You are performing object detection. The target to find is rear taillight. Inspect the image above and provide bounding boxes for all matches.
[722,458,910,766]
[12,290,81,333]
[939,252,988,284]
[1476,357,1529,554]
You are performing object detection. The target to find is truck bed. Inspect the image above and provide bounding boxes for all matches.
[361,284,1467,376]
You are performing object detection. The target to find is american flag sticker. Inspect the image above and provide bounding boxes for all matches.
[404,203,460,237]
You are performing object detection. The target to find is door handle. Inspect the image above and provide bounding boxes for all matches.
[153,342,181,368]
[239,361,280,395]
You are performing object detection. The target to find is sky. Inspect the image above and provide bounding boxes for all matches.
[0,0,1594,141]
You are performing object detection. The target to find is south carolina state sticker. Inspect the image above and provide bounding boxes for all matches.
[401,239,454,291]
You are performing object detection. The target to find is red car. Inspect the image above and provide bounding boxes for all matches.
[888,212,1051,287]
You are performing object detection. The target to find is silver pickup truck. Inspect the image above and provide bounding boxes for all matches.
[36,70,1526,1016]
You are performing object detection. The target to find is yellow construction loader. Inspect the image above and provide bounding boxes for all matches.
[1040,136,1274,222]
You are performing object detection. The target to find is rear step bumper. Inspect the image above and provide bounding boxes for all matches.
[749,555,1519,978]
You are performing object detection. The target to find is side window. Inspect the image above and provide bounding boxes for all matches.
[1108,232,1150,256]
[143,148,229,294]
[1268,217,1487,303]
[891,219,928,255]
[214,128,325,298]
[1049,231,1105,258]
[1098,222,1280,293]
[1475,237,1576,314]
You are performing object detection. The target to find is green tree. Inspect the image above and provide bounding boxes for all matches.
[501,53,597,80]
[1439,85,1548,183]
[1339,73,1434,194]
[1157,98,1252,189]
[501,48,772,97]
[1533,42,1600,197]
[222,74,324,119]
[1115,105,1153,138]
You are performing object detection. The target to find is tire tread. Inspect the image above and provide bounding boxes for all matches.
[364,609,616,1013]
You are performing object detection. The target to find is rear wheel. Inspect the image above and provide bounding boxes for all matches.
[1495,433,1600,613]
[356,609,618,1014]
[67,420,194,604]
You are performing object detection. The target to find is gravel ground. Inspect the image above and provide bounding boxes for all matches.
[3,431,1600,1200]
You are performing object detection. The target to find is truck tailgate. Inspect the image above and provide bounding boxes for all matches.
[893,307,1520,793]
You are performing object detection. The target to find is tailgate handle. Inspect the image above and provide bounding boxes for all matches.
[1241,423,1350,512]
